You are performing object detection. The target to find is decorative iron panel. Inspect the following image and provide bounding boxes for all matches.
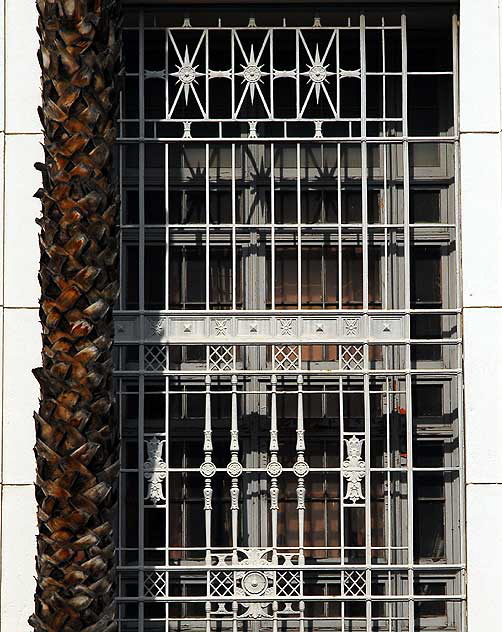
[115,6,465,632]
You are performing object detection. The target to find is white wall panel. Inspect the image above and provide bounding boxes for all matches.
[5,0,40,133]
[0,484,37,629]
[4,134,42,308]
[460,0,501,132]
[464,308,502,483]
[466,484,502,628]
[2,308,38,485]
[460,133,502,307]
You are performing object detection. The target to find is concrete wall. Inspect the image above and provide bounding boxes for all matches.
[0,1,40,628]
[0,0,501,629]
[460,1,502,629]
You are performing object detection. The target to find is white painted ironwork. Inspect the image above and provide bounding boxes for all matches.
[342,435,366,503]
[116,7,465,632]
[144,437,167,504]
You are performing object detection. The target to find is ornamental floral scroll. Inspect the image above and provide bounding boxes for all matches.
[342,436,366,503]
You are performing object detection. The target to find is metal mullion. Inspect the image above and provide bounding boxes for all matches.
[363,368,371,632]
[138,372,146,632]
[385,378,392,566]
[205,28,209,119]
[231,29,235,117]
[120,593,466,603]
[336,27,341,116]
[232,144,237,310]
[452,12,465,583]
[400,13,415,632]
[139,12,145,316]
[205,143,210,310]
[383,146,389,310]
[382,30,387,138]
[339,376,345,566]
[381,23,389,313]
[164,374,170,632]
[296,29,300,118]
[119,144,124,310]
[271,142,276,310]
[297,143,302,309]
[165,144,170,311]
[337,144,342,308]
[270,28,274,117]
[138,15,146,627]
[360,15,369,316]
[165,27,169,125]
[118,380,124,568]
[122,562,465,572]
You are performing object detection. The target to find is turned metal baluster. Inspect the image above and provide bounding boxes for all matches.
[228,375,241,558]
[228,375,241,632]
[295,375,308,632]
[200,375,214,632]
[268,375,281,630]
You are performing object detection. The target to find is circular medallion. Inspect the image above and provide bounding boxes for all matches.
[226,461,243,478]
[242,571,267,595]
[292,460,310,477]
[243,64,262,83]
[266,461,283,477]
[178,64,196,84]
[308,64,327,83]
[200,461,216,478]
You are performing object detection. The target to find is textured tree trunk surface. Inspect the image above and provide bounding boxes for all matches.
[30,1,121,630]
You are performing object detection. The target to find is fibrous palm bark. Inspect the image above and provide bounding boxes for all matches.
[30,1,121,631]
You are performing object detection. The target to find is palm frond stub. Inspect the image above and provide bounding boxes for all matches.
[30,1,122,630]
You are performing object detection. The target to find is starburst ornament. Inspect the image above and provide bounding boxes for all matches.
[237,44,268,104]
[303,44,335,103]
[171,46,204,104]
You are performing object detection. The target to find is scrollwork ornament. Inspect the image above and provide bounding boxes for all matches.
[144,438,167,504]
[342,436,365,503]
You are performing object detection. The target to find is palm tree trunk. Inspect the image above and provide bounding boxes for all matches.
[30,1,121,630]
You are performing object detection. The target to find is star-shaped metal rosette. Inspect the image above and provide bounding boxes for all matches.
[234,32,271,116]
[299,31,338,117]
[168,32,206,115]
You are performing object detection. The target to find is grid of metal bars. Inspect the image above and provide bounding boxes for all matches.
[115,6,464,632]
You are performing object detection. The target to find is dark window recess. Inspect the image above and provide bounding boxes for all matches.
[411,190,441,223]
[169,247,206,309]
[414,473,446,561]
[413,384,443,419]
[144,244,166,310]
[124,244,139,310]
[411,246,442,308]
[145,189,165,224]
[125,190,139,224]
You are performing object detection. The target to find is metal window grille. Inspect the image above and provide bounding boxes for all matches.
[115,6,465,632]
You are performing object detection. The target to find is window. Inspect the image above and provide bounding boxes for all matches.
[116,6,464,632]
